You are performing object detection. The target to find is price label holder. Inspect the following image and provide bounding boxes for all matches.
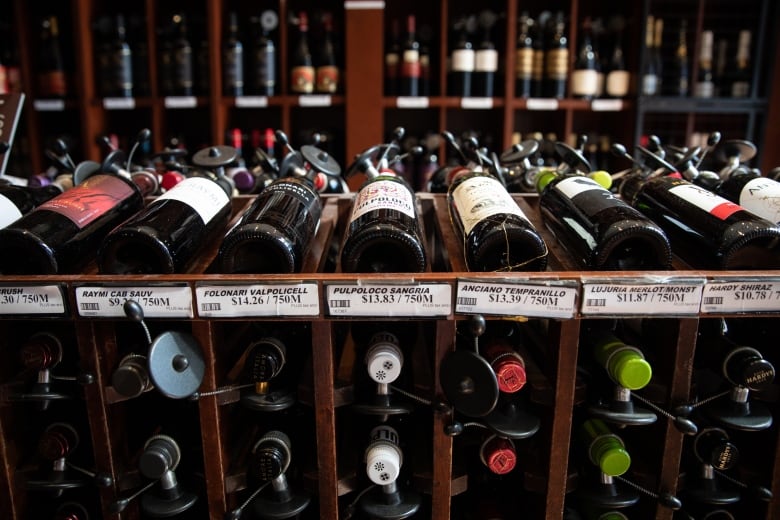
[526,98,559,111]
[0,284,67,316]
[75,284,193,318]
[460,97,493,110]
[103,97,136,110]
[455,278,578,319]
[701,277,780,314]
[581,276,706,316]
[33,99,66,111]
[298,95,332,107]
[590,99,623,111]
[396,96,429,109]
[326,281,452,317]
[164,96,198,109]
[235,96,269,108]
[195,282,320,318]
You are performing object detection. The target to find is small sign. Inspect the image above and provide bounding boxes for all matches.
[0,285,66,315]
[581,278,705,315]
[591,99,623,111]
[103,97,136,110]
[195,283,320,317]
[396,96,429,109]
[344,0,386,9]
[460,97,493,110]
[298,95,332,107]
[326,283,451,317]
[701,279,780,313]
[164,96,198,109]
[526,98,559,111]
[33,99,66,111]
[235,96,269,108]
[455,280,578,319]
[75,285,193,318]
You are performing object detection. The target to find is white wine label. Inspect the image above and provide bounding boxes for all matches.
[701,279,780,313]
[164,96,198,108]
[326,283,451,317]
[668,184,742,220]
[591,99,624,111]
[555,176,606,198]
[235,96,269,108]
[460,97,493,109]
[349,179,416,221]
[526,98,559,110]
[76,285,193,318]
[641,74,658,96]
[451,49,475,72]
[298,95,332,107]
[154,177,229,225]
[475,49,498,72]
[0,193,23,228]
[693,81,714,98]
[0,285,66,315]
[606,70,630,97]
[581,280,705,315]
[739,177,780,223]
[396,96,429,108]
[33,99,65,111]
[103,97,136,110]
[196,283,319,317]
[403,50,420,63]
[451,176,529,235]
[570,69,599,96]
[455,280,577,319]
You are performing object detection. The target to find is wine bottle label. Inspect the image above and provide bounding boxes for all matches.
[532,49,544,81]
[291,65,315,93]
[350,179,415,222]
[641,74,658,95]
[37,175,135,229]
[0,193,23,228]
[475,49,498,72]
[38,71,67,97]
[731,81,749,97]
[570,69,599,96]
[224,49,244,89]
[253,47,276,89]
[154,177,229,225]
[385,52,399,78]
[316,65,339,93]
[515,48,534,79]
[738,177,780,223]
[694,80,714,98]
[451,49,475,72]
[451,176,529,235]
[554,176,622,214]
[606,70,630,97]
[545,48,568,80]
[402,51,421,78]
[173,47,194,89]
[668,183,742,220]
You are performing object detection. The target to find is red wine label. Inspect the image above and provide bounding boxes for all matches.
[37,174,134,229]
[401,51,421,79]
[38,71,67,97]
[570,69,598,96]
[668,184,742,220]
[475,49,498,73]
[316,65,339,93]
[545,48,568,80]
[452,49,475,72]
[516,48,534,79]
[154,177,229,225]
[739,177,780,223]
[291,65,314,93]
[451,176,529,235]
[0,193,23,227]
[349,179,415,222]
[606,70,630,97]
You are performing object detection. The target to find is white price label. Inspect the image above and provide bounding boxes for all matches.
[235,96,269,108]
[196,283,319,317]
[33,99,65,111]
[326,283,452,317]
[455,280,577,319]
[590,99,623,111]
[103,97,136,110]
[460,97,493,109]
[0,285,66,315]
[396,96,429,109]
[164,96,198,109]
[76,285,193,318]
[581,281,704,315]
[298,95,332,107]
[701,280,780,313]
[526,98,559,111]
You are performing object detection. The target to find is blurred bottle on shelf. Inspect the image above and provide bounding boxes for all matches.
[128,15,149,96]
[384,18,400,96]
[222,11,244,97]
[99,14,133,98]
[290,12,314,94]
[571,18,598,100]
[450,16,475,97]
[666,19,689,97]
[473,10,498,98]
[605,27,629,99]
[167,13,194,96]
[641,15,659,96]
[694,30,715,98]
[38,15,68,98]
[515,12,534,98]
[730,30,752,98]
[316,12,339,94]
[249,11,277,96]
[399,15,421,96]
[545,11,567,99]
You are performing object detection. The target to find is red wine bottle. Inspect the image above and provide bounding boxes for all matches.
[290,12,314,94]
[316,13,339,93]
[449,17,475,97]
[37,15,67,98]
[100,14,133,98]
[222,11,244,97]
[249,13,276,96]
[544,12,567,99]
[170,13,194,96]
[0,173,150,274]
[399,15,420,96]
[473,12,498,98]
[98,176,231,274]
[515,12,534,98]
[537,173,672,270]
[571,18,598,100]
[621,174,780,269]
[0,183,63,228]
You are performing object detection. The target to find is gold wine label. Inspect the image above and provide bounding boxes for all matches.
[532,50,544,80]
[291,65,314,93]
[316,65,339,93]
[516,48,534,78]
[545,48,568,80]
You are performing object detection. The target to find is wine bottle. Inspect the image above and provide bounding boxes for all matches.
[37,15,67,98]
[0,173,151,274]
[620,174,780,269]
[667,20,689,96]
[480,435,517,475]
[450,17,475,97]
[54,502,91,520]
[384,19,400,96]
[399,15,420,96]
[316,13,339,94]
[713,170,780,224]
[653,17,664,93]
[129,15,149,96]
[249,13,276,96]
[580,418,631,477]
[100,14,133,98]
[483,337,527,394]
[515,12,534,98]
[714,38,728,97]
[694,30,715,98]
[290,12,314,94]
[170,13,194,96]
[571,18,599,100]
[730,30,751,98]
[98,176,231,274]
[605,30,629,98]
[222,11,244,97]
[0,184,63,229]
[473,11,498,98]
[531,14,545,97]
[537,172,672,270]
[640,15,659,96]
[545,12,567,99]
[591,332,653,391]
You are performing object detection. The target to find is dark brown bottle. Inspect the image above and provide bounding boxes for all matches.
[37,15,67,98]
[222,11,244,97]
[101,13,133,97]
[249,13,276,96]
[290,12,314,94]
[0,184,63,229]
[316,13,339,93]
[399,15,420,96]
[170,13,194,96]
[515,12,533,98]
[544,12,567,99]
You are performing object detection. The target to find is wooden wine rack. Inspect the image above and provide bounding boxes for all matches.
[0,193,778,520]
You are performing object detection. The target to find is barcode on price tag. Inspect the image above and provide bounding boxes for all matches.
[581,279,705,315]
[701,279,780,313]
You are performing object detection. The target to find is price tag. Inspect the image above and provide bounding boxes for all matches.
[164,96,198,109]
[590,99,623,111]
[326,283,451,317]
[526,98,559,111]
[0,285,66,315]
[396,96,429,109]
[75,285,193,318]
[460,97,493,109]
[235,96,269,108]
[195,283,319,317]
[701,279,780,313]
[298,95,332,107]
[103,97,136,110]
[581,279,705,316]
[33,99,66,111]
[455,280,578,319]
[344,0,386,9]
